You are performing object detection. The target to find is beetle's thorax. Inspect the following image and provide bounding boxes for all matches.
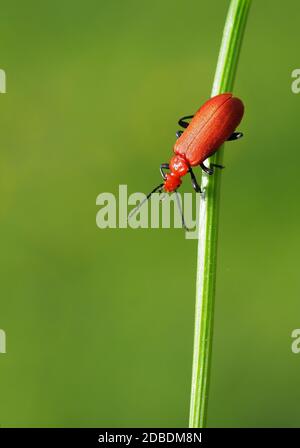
[163,155,189,192]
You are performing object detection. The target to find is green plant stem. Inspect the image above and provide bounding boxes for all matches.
[189,0,251,428]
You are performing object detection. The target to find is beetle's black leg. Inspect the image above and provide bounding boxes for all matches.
[189,168,202,193]
[200,163,214,175]
[176,130,183,139]
[227,131,243,141]
[174,190,191,231]
[211,163,225,170]
[160,163,169,180]
[200,162,225,175]
[178,115,194,129]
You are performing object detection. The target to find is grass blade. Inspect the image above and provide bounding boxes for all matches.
[189,0,252,428]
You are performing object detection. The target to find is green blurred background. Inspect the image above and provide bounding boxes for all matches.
[0,0,300,428]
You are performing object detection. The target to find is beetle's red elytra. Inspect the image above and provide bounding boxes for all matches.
[175,93,244,165]
[129,93,244,226]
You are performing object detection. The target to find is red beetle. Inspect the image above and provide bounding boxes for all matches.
[160,93,244,193]
[129,93,244,222]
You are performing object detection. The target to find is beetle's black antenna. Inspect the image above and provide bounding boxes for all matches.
[174,190,191,232]
[128,183,164,221]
